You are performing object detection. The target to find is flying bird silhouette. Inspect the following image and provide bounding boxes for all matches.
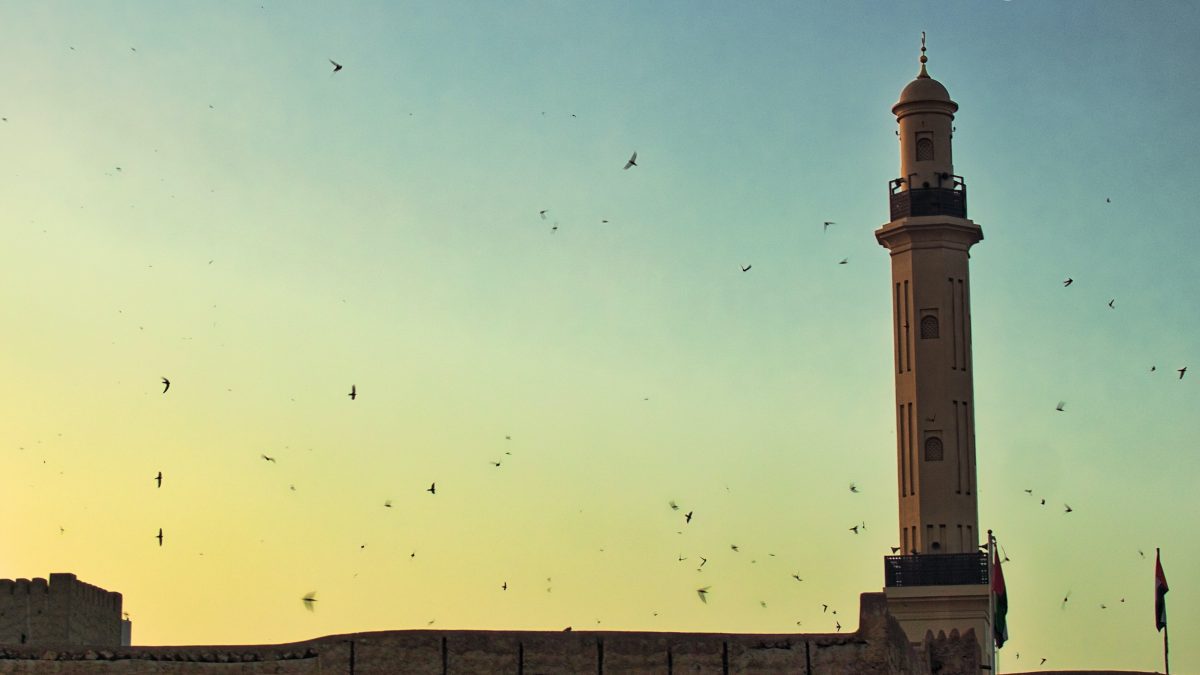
[849,482,859,493]
[1108,299,1115,308]
[427,482,436,494]
[155,471,162,488]
[261,454,276,463]
[539,210,548,220]
[1179,367,1188,380]
[685,511,693,523]
[623,152,638,169]
[823,221,835,232]
[1056,401,1065,412]
[669,500,679,511]
[161,377,170,393]
[836,621,842,632]
[696,586,710,603]
[329,59,342,72]
[1064,504,1073,513]
[792,574,803,582]
[741,264,751,272]
[501,582,507,591]
[1063,278,1073,287]
[838,258,848,265]
[730,544,739,552]
[156,528,163,546]
[302,592,317,611]
[384,500,392,508]
[890,547,900,554]
[849,525,860,534]
[348,385,356,400]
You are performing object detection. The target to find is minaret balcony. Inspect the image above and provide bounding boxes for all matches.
[888,177,967,220]
[884,552,988,587]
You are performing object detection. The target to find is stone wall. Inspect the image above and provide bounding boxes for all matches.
[0,593,954,674]
[0,575,122,648]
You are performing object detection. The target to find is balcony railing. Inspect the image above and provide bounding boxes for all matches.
[888,176,967,220]
[884,553,988,587]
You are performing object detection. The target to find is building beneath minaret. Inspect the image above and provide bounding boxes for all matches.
[877,37,995,671]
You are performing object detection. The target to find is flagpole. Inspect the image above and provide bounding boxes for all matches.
[988,529,996,672]
[1163,621,1169,675]
[1158,547,1169,675]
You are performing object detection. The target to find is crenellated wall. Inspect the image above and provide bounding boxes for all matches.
[0,575,122,648]
[0,592,960,674]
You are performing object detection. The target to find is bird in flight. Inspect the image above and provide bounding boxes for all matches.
[261,454,276,463]
[823,221,835,232]
[792,574,803,582]
[849,482,859,493]
[698,556,708,568]
[156,528,163,547]
[539,210,548,220]
[623,151,638,169]
[501,582,508,591]
[730,544,739,552]
[1023,489,1033,495]
[1139,549,1146,559]
[836,621,842,632]
[1063,278,1073,287]
[696,586,710,603]
[685,511,693,524]
[1064,504,1073,513]
[329,59,343,73]
[1108,299,1115,309]
[822,604,829,613]
[1041,658,1048,666]
[384,500,392,508]
[1055,401,1065,412]
[348,385,356,400]
[741,264,752,272]
[849,525,860,534]
[838,258,848,265]
[890,547,900,554]
[1061,591,1071,609]
[155,471,162,488]
[161,377,170,393]
[669,500,679,511]
[427,482,436,494]
[1179,367,1188,380]
[302,592,317,611]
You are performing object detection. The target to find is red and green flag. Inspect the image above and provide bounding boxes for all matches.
[992,539,1008,648]
[1155,549,1168,632]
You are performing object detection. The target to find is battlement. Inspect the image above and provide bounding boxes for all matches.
[0,592,979,673]
[0,573,123,647]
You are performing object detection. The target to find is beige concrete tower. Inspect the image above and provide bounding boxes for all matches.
[876,36,983,557]
[878,37,993,671]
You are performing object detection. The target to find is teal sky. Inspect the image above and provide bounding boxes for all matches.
[2,1,1198,671]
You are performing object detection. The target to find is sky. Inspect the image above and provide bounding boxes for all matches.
[2,0,1198,671]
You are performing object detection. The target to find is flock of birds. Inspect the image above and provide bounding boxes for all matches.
[11,48,1185,669]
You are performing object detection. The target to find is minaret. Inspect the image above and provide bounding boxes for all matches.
[878,36,993,670]
[876,34,983,557]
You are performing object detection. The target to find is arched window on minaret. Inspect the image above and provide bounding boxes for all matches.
[920,313,939,339]
[916,136,934,162]
[924,436,944,461]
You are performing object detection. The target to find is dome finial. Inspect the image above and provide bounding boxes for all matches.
[918,31,929,78]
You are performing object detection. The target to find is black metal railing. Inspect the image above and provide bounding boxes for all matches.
[884,553,988,587]
[888,177,967,220]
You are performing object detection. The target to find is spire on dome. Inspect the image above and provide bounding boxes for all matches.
[918,32,929,78]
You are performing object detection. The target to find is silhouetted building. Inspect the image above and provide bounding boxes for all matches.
[0,573,125,647]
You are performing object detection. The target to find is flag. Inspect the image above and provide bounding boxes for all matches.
[1155,549,1168,632]
[991,537,1008,648]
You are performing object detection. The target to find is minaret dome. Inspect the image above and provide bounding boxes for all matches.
[892,35,959,199]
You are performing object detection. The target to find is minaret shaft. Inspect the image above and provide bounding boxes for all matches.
[881,225,981,555]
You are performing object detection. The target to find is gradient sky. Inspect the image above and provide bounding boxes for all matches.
[2,1,1198,671]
